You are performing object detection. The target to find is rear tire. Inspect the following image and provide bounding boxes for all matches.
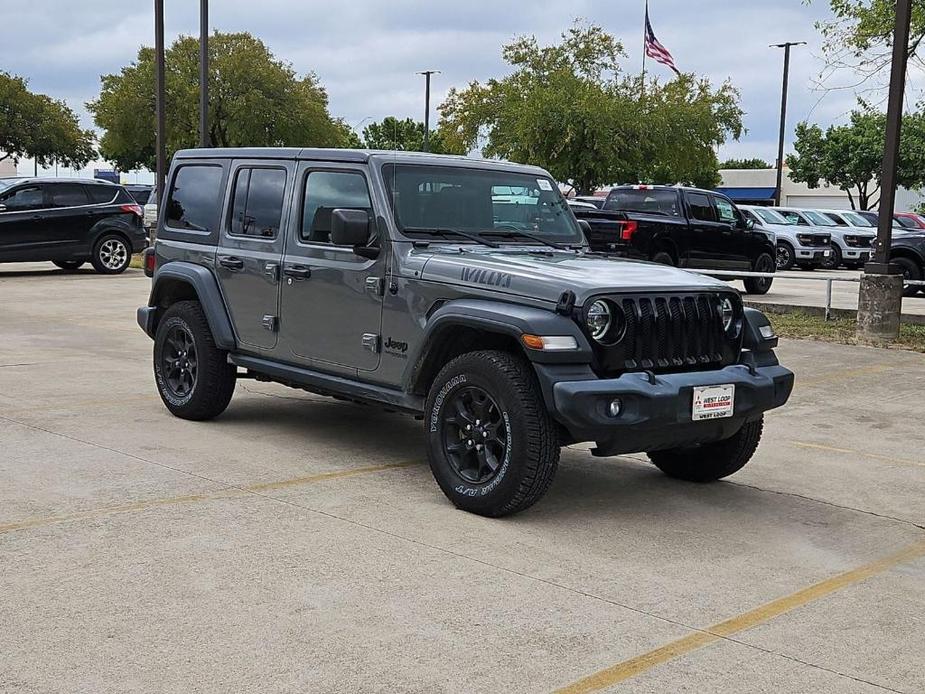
[53,260,85,271]
[776,243,794,271]
[91,233,132,274]
[424,350,559,517]
[648,417,763,482]
[894,257,922,297]
[153,300,236,421]
[652,251,675,266]
[743,253,774,295]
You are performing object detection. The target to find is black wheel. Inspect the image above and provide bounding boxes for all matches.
[153,300,236,420]
[648,417,764,482]
[894,257,922,297]
[424,350,559,517]
[743,253,774,295]
[651,251,675,266]
[822,244,841,269]
[776,243,794,271]
[53,260,85,271]
[90,233,131,274]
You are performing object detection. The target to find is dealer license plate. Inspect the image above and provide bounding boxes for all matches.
[692,384,735,421]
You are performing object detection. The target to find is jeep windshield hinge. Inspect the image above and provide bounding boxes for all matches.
[262,315,278,332]
[365,276,385,297]
[362,333,380,353]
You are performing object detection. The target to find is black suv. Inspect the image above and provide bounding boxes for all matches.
[0,178,146,274]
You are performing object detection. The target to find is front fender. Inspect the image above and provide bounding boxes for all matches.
[140,261,236,350]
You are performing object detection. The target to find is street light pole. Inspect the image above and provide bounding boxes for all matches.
[417,70,440,152]
[199,0,209,148]
[857,0,911,343]
[771,41,805,206]
[154,0,167,201]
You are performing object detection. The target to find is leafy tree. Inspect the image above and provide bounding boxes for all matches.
[88,32,353,171]
[786,106,925,209]
[0,72,96,167]
[361,116,461,154]
[719,158,772,169]
[438,22,743,194]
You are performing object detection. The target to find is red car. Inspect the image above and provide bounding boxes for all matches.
[893,212,925,229]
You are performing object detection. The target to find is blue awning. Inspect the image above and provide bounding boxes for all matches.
[715,187,776,201]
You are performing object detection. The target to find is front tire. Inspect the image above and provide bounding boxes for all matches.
[776,243,794,271]
[424,350,559,517]
[651,251,675,266]
[91,233,132,274]
[647,417,763,482]
[822,244,841,269]
[153,300,236,420]
[743,253,774,295]
[894,257,922,297]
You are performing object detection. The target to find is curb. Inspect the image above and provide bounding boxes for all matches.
[743,301,925,326]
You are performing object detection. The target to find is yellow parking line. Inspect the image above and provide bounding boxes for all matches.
[0,461,419,535]
[790,441,925,469]
[553,538,925,694]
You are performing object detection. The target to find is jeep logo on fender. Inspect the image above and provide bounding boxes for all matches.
[460,267,513,288]
[384,337,408,354]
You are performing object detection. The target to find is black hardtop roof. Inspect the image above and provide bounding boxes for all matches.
[172,147,550,175]
[610,184,721,197]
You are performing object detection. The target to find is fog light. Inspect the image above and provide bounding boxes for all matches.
[607,399,623,417]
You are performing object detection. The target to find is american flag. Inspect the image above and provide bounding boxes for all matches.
[644,7,680,76]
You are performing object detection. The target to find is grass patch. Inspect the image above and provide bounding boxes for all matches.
[767,309,925,353]
[129,254,144,269]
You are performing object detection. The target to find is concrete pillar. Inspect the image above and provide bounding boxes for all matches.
[856,273,903,344]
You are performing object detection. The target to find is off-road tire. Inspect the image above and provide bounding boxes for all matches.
[894,257,922,297]
[90,233,132,274]
[424,350,559,517]
[53,260,85,271]
[823,244,841,269]
[153,300,236,420]
[776,243,795,271]
[652,251,675,266]
[743,253,774,295]
[647,417,764,482]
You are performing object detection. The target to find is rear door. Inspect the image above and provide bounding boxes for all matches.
[44,182,93,255]
[0,184,47,260]
[215,160,292,352]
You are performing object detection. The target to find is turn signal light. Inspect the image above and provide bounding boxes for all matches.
[143,248,156,277]
[521,334,579,351]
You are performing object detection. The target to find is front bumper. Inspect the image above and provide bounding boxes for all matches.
[843,249,870,262]
[537,361,794,456]
[796,248,831,262]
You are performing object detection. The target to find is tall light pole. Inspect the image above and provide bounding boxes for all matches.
[417,70,440,152]
[199,0,209,148]
[154,0,167,201]
[857,0,912,343]
[771,41,805,206]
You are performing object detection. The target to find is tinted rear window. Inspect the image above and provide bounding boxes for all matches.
[228,167,287,238]
[166,165,223,232]
[49,183,89,207]
[604,189,680,216]
[687,193,715,222]
[85,185,118,204]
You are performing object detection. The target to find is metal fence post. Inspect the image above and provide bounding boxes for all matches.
[825,279,833,321]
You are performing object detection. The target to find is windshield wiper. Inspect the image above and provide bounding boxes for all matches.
[402,226,499,248]
[480,229,571,250]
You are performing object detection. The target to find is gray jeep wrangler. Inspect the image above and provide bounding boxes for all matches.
[138,148,794,517]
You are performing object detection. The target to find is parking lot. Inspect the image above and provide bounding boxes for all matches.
[1,262,923,693]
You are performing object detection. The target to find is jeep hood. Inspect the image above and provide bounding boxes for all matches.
[418,247,729,305]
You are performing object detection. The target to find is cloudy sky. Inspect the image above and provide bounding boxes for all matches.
[0,0,888,180]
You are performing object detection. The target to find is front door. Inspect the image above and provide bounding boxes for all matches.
[710,195,749,270]
[215,161,292,352]
[0,184,49,261]
[279,165,384,374]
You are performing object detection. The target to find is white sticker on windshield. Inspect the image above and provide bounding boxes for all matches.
[537,178,553,191]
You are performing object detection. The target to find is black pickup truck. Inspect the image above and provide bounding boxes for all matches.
[572,185,777,295]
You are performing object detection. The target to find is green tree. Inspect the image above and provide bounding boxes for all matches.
[88,32,352,171]
[361,116,461,153]
[0,72,96,167]
[786,106,925,209]
[818,1,925,83]
[719,158,772,169]
[438,22,743,194]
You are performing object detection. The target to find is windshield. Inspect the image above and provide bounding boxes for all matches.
[841,211,872,227]
[802,210,836,226]
[604,188,681,216]
[0,179,14,193]
[752,207,793,225]
[382,164,584,244]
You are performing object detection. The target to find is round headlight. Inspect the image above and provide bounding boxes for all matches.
[587,300,612,341]
[720,297,735,333]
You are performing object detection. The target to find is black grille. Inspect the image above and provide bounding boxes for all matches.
[799,233,831,247]
[588,292,741,376]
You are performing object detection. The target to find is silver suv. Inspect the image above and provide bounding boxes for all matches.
[137,148,793,517]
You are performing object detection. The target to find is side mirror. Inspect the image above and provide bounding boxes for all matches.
[744,217,755,230]
[331,208,370,247]
[577,219,591,236]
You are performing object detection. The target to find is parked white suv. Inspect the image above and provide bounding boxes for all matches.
[815,209,877,269]
[740,205,832,271]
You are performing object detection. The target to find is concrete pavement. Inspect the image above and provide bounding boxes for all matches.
[1,261,923,693]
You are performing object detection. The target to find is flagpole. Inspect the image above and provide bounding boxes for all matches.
[641,0,648,94]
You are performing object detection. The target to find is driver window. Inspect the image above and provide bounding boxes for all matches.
[1,185,44,211]
[713,197,736,224]
[301,171,372,244]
